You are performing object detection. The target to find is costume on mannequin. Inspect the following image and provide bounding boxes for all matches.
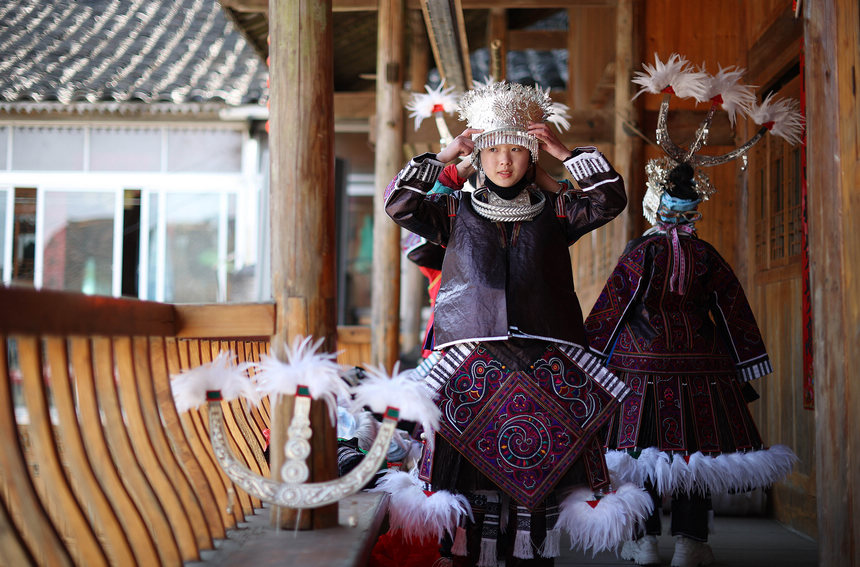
[584,54,802,567]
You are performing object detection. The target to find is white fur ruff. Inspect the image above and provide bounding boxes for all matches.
[557,483,653,556]
[606,445,798,495]
[406,82,458,131]
[254,336,348,424]
[350,363,441,444]
[369,470,472,543]
[170,351,258,412]
[751,93,805,145]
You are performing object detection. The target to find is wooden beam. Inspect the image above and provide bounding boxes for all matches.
[219,0,268,13]
[268,0,339,530]
[333,0,612,9]
[0,287,174,336]
[508,29,566,51]
[228,0,614,13]
[421,0,471,92]
[747,4,802,86]
[371,0,406,371]
[174,303,275,338]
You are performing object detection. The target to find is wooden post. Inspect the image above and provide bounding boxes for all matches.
[613,0,643,242]
[268,0,338,529]
[488,8,507,81]
[804,0,860,564]
[400,9,431,356]
[372,0,405,371]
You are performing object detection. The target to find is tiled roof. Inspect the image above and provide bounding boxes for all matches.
[0,0,268,107]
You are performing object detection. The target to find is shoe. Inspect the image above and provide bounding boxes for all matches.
[621,535,661,565]
[670,536,714,567]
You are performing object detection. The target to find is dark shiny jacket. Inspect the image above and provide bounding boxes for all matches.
[385,150,627,350]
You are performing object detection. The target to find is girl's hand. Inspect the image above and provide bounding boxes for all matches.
[436,128,483,163]
[528,122,570,162]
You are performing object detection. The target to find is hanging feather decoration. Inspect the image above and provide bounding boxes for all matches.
[170,351,258,413]
[254,336,348,424]
[751,93,806,145]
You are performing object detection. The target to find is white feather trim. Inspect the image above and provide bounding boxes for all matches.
[350,363,441,444]
[558,484,653,556]
[606,446,798,495]
[406,82,459,131]
[254,336,348,424]
[368,470,472,543]
[632,53,709,101]
[171,351,258,413]
[751,93,805,145]
[702,65,756,126]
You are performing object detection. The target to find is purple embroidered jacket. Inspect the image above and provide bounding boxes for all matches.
[585,231,772,382]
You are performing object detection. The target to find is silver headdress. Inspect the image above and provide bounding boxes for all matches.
[457,80,568,169]
[636,53,806,224]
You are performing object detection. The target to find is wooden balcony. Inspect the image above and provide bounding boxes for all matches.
[0,286,374,566]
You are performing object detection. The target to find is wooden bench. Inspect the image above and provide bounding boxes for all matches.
[0,287,373,566]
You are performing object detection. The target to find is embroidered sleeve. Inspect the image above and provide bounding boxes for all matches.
[385,155,458,246]
[563,147,619,191]
[584,243,649,358]
[555,150,627,244]
[708,249,773,381]
[384,152,445,203]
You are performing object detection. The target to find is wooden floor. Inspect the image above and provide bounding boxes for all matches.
[186,495,817,567]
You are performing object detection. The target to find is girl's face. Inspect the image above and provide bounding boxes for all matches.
[480,144,531,187]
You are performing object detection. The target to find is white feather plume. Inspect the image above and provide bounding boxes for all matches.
[406,81,459,131]
[369,470,472,543]
[702,65,756,126]
[632,53,709,101]
[558,483,653,556]
[170,351,258,413]
[751,93,805,145]
[547,100,571,132]
[254,336,348,424]
[350,363,441,445]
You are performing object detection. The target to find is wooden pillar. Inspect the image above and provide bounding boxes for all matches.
[372,0,405,371]
[488,8,507,80]
[268,0,338,529]
[613,0,643,241]
[400,10,430,356]
[804,0,860,564]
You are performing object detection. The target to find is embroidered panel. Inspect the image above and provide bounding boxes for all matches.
[686,377,721,453]
[582,436,611,490]
[714,376,754,451]
[615,373,648,449]
[655,376,685,452]
[441,371,613,509]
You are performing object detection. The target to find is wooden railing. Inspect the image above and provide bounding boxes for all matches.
[0,286,372,566]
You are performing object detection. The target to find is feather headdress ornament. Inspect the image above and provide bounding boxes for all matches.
[254,336,348,424]
[637,53,805,224]
[350,362,440,446]
[406,81,458,131]
[171,351,258,413]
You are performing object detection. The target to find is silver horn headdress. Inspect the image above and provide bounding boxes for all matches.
[634,53,805,224]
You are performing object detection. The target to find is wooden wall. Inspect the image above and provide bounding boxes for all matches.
[573,0,819,538]
[804,0,860,564]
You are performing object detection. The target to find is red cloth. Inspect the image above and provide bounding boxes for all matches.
[368,531,440,567]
